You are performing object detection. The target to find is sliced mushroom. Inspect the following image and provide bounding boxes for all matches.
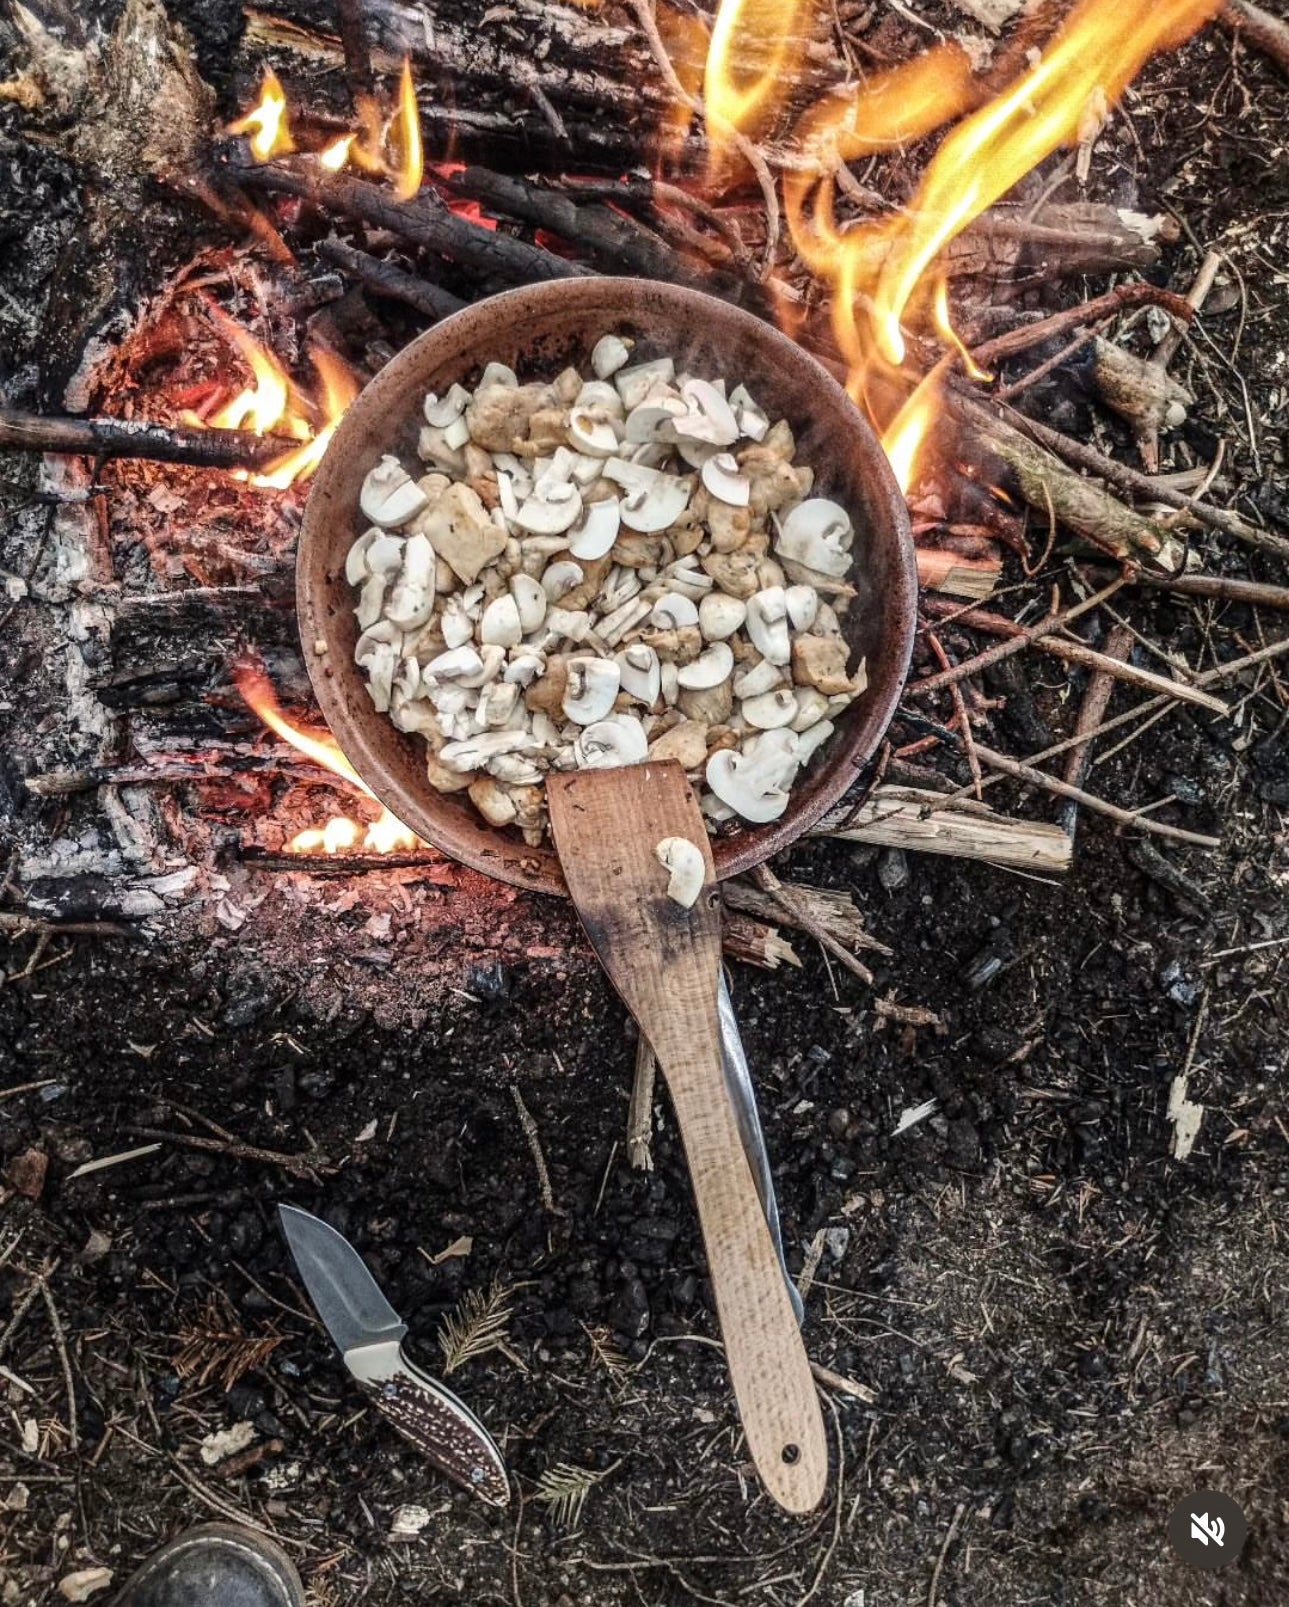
[649,592,699,629]
[440,729,536,772]
[774,498,853,578]
[617,643,661,706]
[480,593,523,648]
[478,680,521,728]
[732,656,783,699]
[480,361,518,389]
[655,836,705,908]
[425,644,484,684]
[424,383,471,428]
[795,719,834,764]
[508,572,547,633]
[614,356,675,410]
[591,334,631,380]
[456,643,506,689]
[677,640,733,690]
[489,753,544,787]
[672,378,739,447]
[784,583,820,632]
[745,587,791,666]
[355,621,402,714]
[700,452,751,507]
[514,480,582,536]
[567,497,620,560]
[625,394,687,444]
[705,736,798,823]
[417,426,468,477]
[729,383,770,442]
[575,380,625,417]
[504,649,546,687]
[575,713,648,768]
[741,687,798,729]
[698,592,746,641]
[562,656,621,724]
[790,687,830,731]
[360,455,429,528]
[541,559,585,603]
[602,458,692,533]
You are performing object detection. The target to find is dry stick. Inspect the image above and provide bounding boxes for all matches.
[510,1085,557,1212]
[723,880,892,956]
[0,1259,58,1364]
[0,911,132,939]
[1136,570,1289,614]
[920,596,1230,715]
[969,743,1220,847]
[752,864,875,987]
[928,631,984,798]
[0,1079,59,1102]
[627,1038,657,1172]
[128,1127,332,1179]
[1151,250,1223,371]
[995,321,1109,402]
[314,238,465,320]
[335,0,376,101]
[821,787,1073,874]
[928,1503,967,1607]
[0,411,291,471]
[983,395,1289,563]
[239,162,592,285]
[1220,0,1289,76]
[970,284,1195,368]
[905,577,1125,700]
[1060,623,1134,840]
[39,1281,78,1452]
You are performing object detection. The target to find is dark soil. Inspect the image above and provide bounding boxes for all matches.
[2,2,1289,1605]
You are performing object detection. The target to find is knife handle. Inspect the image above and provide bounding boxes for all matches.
[346,1339,510,1505]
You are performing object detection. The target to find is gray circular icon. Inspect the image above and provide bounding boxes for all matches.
[1167,1490,1248,1570]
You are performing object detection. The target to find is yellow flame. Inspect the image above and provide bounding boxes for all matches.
[234,661,418,855]
[868,0,1219,363]
[931,278,990,383]
[250,346,361,490]
[704,0,813,155]
[228,68,295,162]
[881,364,946,497]
[392,58,423,200]
[319,134,355,171]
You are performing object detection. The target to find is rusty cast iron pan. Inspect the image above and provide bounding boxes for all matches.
[297,278,916,896]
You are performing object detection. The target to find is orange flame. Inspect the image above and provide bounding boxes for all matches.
[392,58,423,200]
[319,134,355,171]
[881,364,946,497]
[250,346,361,490]
[234,661,419,855]
[228,68,294,162]
[704,0,812,157]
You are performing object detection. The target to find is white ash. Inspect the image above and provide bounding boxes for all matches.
[346,336,869,844]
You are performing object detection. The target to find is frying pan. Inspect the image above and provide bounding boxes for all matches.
[297,278,916,1511]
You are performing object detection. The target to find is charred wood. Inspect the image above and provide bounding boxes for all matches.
[0,410,293,470]
[315,238,467,320]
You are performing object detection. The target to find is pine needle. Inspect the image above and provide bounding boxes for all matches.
[581,1322,631,1379]
[174,1294,284,1391]
[533,1457,622,1531]
[436,1277,517,1376]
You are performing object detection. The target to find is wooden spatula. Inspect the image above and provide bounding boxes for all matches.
[546,761,828,1514]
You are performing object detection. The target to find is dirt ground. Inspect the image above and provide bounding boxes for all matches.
[2,1,1289,1605]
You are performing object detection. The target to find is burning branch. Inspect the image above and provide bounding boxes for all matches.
[0,410,295,471]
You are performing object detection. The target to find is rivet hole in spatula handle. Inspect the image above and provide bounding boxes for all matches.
[547,763,828,1513]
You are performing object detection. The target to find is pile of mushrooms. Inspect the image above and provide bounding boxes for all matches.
[343,335,867,846]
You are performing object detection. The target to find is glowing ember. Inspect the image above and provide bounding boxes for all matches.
[227,68,294,162]
[392,58,423,201]
[234,661,419,855]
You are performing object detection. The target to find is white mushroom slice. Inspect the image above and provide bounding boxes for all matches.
[423,383,471,428]
[442,414,471,451]
[742,687,798,729]
[480,593,523,648]
[426,644,484,683]
[661,560,714,600]
[575,714,648,768]
[675,438,724,469]
[699,593,746,641]
[489,753,543,785]
[543,606,592,645]
[655,836,705,908]
[360,455,429,528]
[535,448,579,499]
[568,406,620,457]
[795,719,834,764]
[677,641,734,690]
[790,687,830,731]
[701,452,751,506]
[427,681,472,718]
[568,497,620,560]
[385,532,436,630]
[702,792,738,823]
[617,643,661,706]
[345,530,376,585]
[493,452,532,492]
[530,710,562,746]
[598,566,641,612]
[456,643,506,688]
[355,628,400,715]
[439,598,473,650]
[743,726,801,783]
[575,380,625,416]
[597,594,652,647]
[602,460,691,532]
[504,650,546,687]
[417,426,468,476]
[592,334,632,380]
[614,356,675,410]
[562,656,621,724]
[732,656,784,699]
[440,730,536,772]
[497,470,521,522]
[775,498,854,578]
[390,687,437,736]
[650,591,700,629]
[365,534,405,576]
[729,383,770,441]
[514,481,582,535]
[509,573,547,633]
[673,378,739,446]
[479,361,518,389]
[468,776,518,827]
[745,587,791,666]
[705,729,800,823]
[541,560,585,603]
[566,452,606,486]
[660,660,680,706]
[625,394,687,444]
[355,573,387,630]
[785,584,820,632]
[478,680,521,729]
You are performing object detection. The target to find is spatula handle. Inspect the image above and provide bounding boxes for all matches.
[650,1017,828,1513]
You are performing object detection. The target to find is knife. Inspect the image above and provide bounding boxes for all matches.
[278,1205,509,1505]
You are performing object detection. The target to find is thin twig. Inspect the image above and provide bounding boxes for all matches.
[627,1038,657,1172]
[126,1127,332,1178]
[0,1258,59,1364]
[752,865,874,987]
[510,1085,557,1212]
[927,1502,966,1607]
[40,1280,78,1452]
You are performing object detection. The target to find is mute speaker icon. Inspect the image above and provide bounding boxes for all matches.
[1190,1513,1225,1547]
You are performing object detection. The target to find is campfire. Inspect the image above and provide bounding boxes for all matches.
[2,0,1287,902]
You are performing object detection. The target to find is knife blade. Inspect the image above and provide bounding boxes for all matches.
[279,1205,509,1505]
